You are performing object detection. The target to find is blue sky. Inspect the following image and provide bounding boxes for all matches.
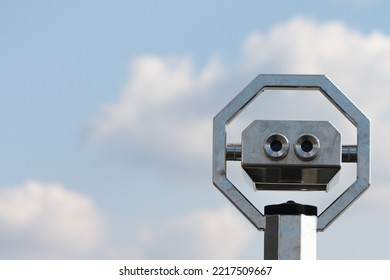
[1,0,390,259]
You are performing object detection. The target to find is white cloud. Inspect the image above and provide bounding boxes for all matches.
[127,207,254,259]
[85,55,225,187]
[242,16,390,115]
[87,55,223,160]
[0,180,106,258]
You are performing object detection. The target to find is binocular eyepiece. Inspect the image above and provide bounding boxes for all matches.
[241,120,341,191]
[264,134,289,159]
[264,133,320,161]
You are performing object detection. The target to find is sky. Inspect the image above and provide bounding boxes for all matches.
[0,0,390,259]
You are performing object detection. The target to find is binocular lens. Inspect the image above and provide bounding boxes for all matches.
[301,140,313,153]
[294,135,320,160]
[264,134,289,160]
[264,134,320,161]
[270,140,283,152]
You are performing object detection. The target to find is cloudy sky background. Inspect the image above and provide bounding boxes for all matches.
[1,0,390,259]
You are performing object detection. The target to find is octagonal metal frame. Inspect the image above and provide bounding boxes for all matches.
[213,74,370,231]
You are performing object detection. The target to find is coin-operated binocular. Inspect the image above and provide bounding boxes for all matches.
[213,75,370,259]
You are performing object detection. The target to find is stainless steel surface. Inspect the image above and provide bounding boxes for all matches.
[212,74,370,231]
[264,214,317,260]
[241,120,341,191]
[226,143,358,163]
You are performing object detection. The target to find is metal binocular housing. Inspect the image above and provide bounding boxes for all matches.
[241,120,341,191]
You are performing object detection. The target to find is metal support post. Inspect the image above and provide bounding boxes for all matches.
[264,201,317,260]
